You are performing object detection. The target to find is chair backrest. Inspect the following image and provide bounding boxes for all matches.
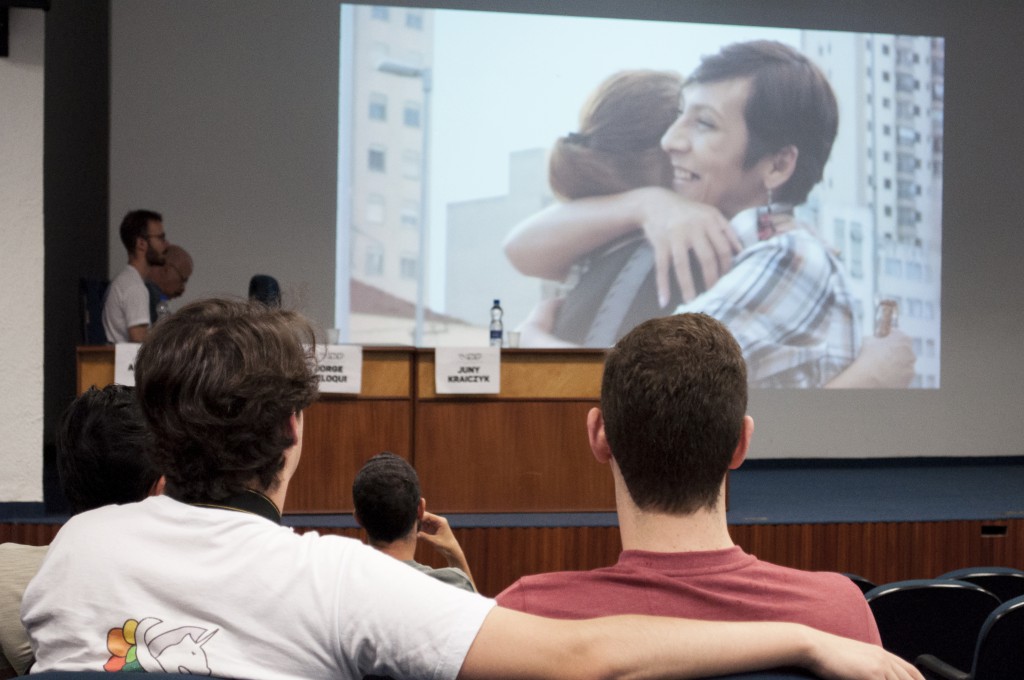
[938,566,1024,604]
[842,572,877,595]
[79,277,110,345]
[865,578,1001,670]
[972,594,1024,680]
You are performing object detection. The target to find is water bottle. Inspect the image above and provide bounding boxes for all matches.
[489,299,503,347]
[156,297,172,320]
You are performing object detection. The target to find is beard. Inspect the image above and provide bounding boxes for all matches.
[145,242,167,266]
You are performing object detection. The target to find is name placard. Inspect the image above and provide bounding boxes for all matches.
[435,347,500,394]
[315,345,363,394]
[114,343,142,386]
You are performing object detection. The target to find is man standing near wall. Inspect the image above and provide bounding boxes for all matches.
[102,209,168,343]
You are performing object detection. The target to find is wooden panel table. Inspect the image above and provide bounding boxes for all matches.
[414,349,613,513]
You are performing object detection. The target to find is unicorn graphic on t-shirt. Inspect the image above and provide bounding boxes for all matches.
[104,616,218,674]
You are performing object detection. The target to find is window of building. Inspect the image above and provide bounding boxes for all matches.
[402,150,421,179]
[406,10,424,30]
[896,73,917,92]
[400,255,417,280]
[366,194,385,224]
[884,257,903,277]
[905,261,924,281]
[403,101,421,128]
[365,246,384,276]
[908,298,923,318]
[897,179,916,199]
[368,93,387,122]
[849,223,863,279]
[368,146,386,173]
[401,201,419,229]
[371,6,389,20]
[897,126,919,145]
[896,153,918,172]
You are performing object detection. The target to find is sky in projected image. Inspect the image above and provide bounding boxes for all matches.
[340,5,943,389]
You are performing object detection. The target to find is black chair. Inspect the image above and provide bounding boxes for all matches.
[842,572,877,595]
[865,579,1001,670]
[79,277,109,344]
[937,567,1024,603]
[916,593,1024,680]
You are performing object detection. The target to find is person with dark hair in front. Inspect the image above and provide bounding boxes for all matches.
[353,452,475,592]
[248,273,281,308]
[0,385,162,677]
[21,298,921,680]
[507,41,858,387]
[497,314,880,644]
[102,209,169,343]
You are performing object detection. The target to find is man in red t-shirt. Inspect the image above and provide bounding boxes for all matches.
[497,312,881,644]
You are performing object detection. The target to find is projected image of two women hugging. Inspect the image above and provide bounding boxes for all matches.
[503,40,914,389]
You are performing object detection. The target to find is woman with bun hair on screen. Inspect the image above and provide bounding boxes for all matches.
[505,55,913,388]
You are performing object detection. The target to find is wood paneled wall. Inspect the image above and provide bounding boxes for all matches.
[6,519,1021,597]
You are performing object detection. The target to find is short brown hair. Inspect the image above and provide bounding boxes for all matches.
[688,40,838,205]
[134,298,319,502]
[352,452,421,544]
[601,313,747,514]
[549,70,682,200]
[119,209,163,253]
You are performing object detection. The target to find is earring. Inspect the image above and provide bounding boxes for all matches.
[757,186,776,240]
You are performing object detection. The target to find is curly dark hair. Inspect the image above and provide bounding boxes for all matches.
[56,385,161,514]
[134,298,319,502]
[352,452,421,544]
[601,313,747,514]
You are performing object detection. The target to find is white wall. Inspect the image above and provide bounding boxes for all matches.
[110,0,339,330]
[0,9,45,502]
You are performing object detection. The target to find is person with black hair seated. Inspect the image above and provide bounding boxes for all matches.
[0,385,163,677]
[353,452,475,592]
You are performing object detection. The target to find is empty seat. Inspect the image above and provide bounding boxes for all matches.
[865,578,1001,670]
[916,593,1024,680]
[937,566,1024,603]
